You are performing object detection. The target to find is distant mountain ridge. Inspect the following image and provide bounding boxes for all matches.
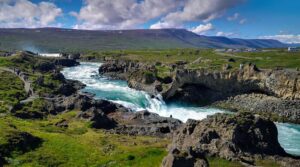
[0,28,287,52]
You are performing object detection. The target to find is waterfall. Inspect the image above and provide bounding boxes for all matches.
[61,62,300,156]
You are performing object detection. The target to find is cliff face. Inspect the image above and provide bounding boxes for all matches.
[165,64,300,102]
[99,60,300,101]
[98,60,300,123]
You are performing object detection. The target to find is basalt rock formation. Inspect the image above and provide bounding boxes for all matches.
[99,60,165,95]
[98,60,300,123]
[162,112,300,167]
[109,110,182,137]
[165,63,300,102]
[99,59,156,80]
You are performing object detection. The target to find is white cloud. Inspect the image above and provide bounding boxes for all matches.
[190,23,213,35]
[259,34,300,44]
[0,0,62,28]
[216,31,235,37]
[150,0,245,29]
[72,0,181,30]
[72,0,244,30]
[227,13,239,21]
[239,18,247,24]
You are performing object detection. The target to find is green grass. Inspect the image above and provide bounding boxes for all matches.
[1,53,66,96]
[234,50,300,69]
[0,112,169,167]
[0,57,13,67]
[0,71,26,112]
[82,49,300,72]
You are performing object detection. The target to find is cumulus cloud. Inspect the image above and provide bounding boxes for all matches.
[72,0,181,30]
[259,34,300,44]
[71,0,245,30]
[150,0,245,29]
[0,0,62,28]
[216,31,235,37]
[190,23,213,35]
[227,13,239,21]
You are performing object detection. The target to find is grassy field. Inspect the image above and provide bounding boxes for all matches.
[0,53,66,96]
[82,49,300,81]
[83,49,300,70]
[0,111,281,167]
[0,111,169,167]
[0,71,26,113]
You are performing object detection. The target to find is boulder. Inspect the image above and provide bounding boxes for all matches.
[34,61,55,72]
[54,59,79,67]
[162,148,208,167]
[0,130,42,165]
[78,107,117,129]
[110,110,182,137]
[55,119,69,128]
[162,112,298,166]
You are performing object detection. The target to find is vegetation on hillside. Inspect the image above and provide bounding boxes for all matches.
[0,49,297,166]
[0,112,169,167]
[0,71,26,113]
[0,28,286,52]
[82,48,300,79]
[0,54,170,167]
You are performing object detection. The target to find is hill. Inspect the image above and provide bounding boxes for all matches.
[0,28,286,52]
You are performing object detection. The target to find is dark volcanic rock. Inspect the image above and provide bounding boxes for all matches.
[109,110,182,137]
[161,112,300,166]
[162,148,208,167]
[78,107,117,129]
[55,119,69,128]
[0,131,42,165]
[171,113,286,161]
[56,80,85,96]
[34,61,55,72]
[54,58,79,67]
[215,93,300,124]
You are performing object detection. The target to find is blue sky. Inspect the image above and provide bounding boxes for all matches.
[0,0,300,43]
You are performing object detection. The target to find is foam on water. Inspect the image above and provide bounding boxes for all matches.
[61,62,225,122]
[39,53,61,57]
[61,62,300,156]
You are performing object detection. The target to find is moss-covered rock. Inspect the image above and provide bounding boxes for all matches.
[0,127,42,165]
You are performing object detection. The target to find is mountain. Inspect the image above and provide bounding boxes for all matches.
[0,28,287,52]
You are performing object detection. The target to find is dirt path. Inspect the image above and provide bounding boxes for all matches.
[0,67,39,103]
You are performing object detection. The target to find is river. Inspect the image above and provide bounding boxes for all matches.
[61,62,300,156]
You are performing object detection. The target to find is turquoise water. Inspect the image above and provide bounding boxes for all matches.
[61,62,300,156]
[276,123,300,155]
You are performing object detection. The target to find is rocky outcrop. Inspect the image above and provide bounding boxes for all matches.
[54,58,79,67]
[99,59,155,80]
[99,61,300,102]
[163,112,300,166]
[98,60,300,123]
[0,130,43,165]
[162,147,208,167]
[99,60,171,95]
[215,93,300,124]
[165,64,300,103]
[109,110,182,137]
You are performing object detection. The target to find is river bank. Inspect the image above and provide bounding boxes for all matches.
[98,59,300,124]
[62,62,300,156]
